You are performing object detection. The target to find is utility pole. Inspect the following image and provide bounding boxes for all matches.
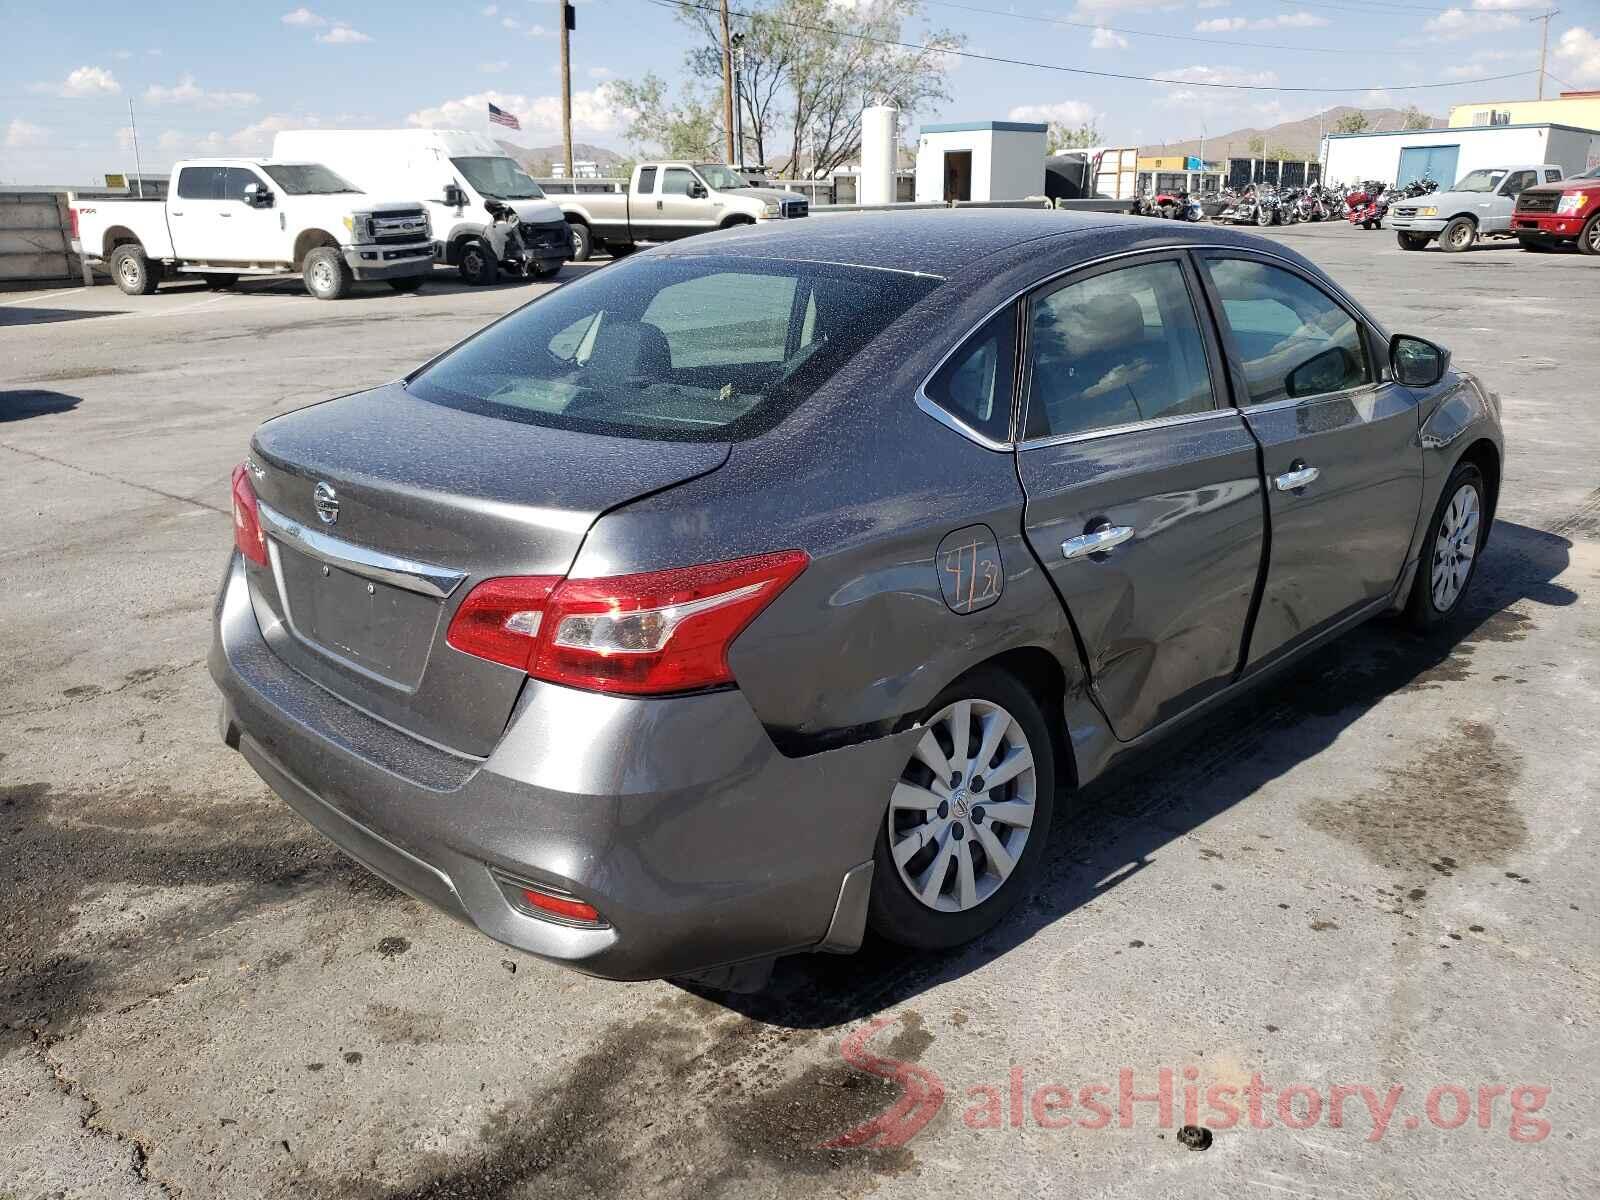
[127,99,145,198]
[731,32,746,170]
[719,0,735,162]
[558,0,574,177]
[1532,8,1560,101]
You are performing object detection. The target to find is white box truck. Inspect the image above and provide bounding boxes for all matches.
[272,129,572,284]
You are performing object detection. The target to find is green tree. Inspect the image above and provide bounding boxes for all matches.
[1247,134,1266,155]
[1046,122,1103,154]
[610,74,723,161]
[1400,105,1432,130]
[1334,112,1370,134]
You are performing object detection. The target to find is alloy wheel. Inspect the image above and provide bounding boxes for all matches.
[1431,483,1481,612]
[887,698,1037,913]
[1587,220,1600,253]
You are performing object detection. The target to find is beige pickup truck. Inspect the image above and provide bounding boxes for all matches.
[555,162,808,260]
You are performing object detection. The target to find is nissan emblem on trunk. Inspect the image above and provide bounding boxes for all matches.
[313,482,339,525]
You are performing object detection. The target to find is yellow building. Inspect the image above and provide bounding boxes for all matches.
[1448,91,1600,132]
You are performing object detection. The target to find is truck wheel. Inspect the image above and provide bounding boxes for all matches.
[1579,213,1600,257]
[1440,216,1477,252]
[303,247,352,300]
[567,223,593,262]
[458,239,499,285]
[1396,232,1429,251]
[110,245,159,296]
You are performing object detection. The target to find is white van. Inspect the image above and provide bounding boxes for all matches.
[271,129,571,283]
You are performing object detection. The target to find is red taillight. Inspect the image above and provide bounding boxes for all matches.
[445,550,809,696]
[68,207,79,239]
[230,463,267,567]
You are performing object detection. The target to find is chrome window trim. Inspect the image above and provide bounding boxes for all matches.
[1017,406,1237,452]
[911,240,1378,452]
[257,500,467,600]
[1239,379,1397,417]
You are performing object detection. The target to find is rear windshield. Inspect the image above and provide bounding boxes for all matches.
[406,256,941,441]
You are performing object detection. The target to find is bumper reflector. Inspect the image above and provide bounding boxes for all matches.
[494,871,607,927]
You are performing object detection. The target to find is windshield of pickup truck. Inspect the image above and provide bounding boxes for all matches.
[1452,169,1507,193]
[1577,164,1600,181]
[695,164,750,189]
[406,257,940,441]
[451,157,546,199]
[261,164,360,194]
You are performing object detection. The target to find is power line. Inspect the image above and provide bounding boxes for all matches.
[917,0,1417,57]
[647,0,1536,93]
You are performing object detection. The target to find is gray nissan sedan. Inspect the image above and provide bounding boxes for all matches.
[211,210,1503,989]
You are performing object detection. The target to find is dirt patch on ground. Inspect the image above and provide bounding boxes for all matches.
[1301,720,1526,879]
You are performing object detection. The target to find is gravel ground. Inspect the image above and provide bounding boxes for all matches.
[1,224,1596,1199]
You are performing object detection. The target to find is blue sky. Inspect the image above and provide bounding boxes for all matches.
[3,0,1598,183]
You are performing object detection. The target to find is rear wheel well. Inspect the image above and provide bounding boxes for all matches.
[102,227,142,258]
[961,647,1078,792]
[292,228,340,271]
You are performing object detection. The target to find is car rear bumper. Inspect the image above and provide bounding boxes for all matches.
[343,242,434,280]
[208,553,911,980]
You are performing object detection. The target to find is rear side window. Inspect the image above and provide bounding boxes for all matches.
[924,309,1015,443]
[636,166,657,194]
[1544,169,1563,183]
[1024,259,1215,440]
[1202,258,1370,405]
[407,257,940,441]
[176,167,219,200]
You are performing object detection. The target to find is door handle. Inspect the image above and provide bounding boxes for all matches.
[1275,464,1320,492]
[218,211,232,218]
[1062,524,1135,560]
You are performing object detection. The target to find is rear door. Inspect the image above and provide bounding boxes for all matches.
[1016,252,1266,741]
[1194,253,1422,671]
[168,165,225,258]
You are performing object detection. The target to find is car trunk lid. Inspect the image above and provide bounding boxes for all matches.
[243,382,729,757]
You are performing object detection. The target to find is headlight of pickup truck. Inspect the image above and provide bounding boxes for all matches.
[341,213,375,240]
[1557,192,1586,215]
[762,201,782,218]
[1416,206,1437,217]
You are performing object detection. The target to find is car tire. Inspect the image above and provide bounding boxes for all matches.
[1440,216,1477,253]
[867,666,1056,951]
[457,238,499,285]
[302,247,352,300]
[1255,207,1273,227]
[568,222,593,262]
[202,273,238,290]
[387,277,425,292]
[1396,232,1430,251]
[1404,460,1487,630]
[110,245,160,296]
[1579,213,1600,257]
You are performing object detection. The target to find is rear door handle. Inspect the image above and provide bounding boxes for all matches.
[1275,465,1320,492]
[1062,525,1135,560]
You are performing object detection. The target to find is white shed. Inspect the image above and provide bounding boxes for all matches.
[915,121,1048,204]
[1322,122,1600,189]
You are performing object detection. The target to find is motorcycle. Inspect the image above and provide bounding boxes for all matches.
[1253,183,1285,227]
[1345,181,1389,230]
[1217,184,1259,225]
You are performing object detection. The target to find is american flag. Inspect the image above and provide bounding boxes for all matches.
[488,102,521,131]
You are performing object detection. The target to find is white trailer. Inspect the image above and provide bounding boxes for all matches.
[1323,123,1600,189]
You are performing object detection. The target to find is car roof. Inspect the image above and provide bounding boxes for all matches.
[654,208,1300,280]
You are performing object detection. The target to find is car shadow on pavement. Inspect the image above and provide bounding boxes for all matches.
[0,389,82,421]
[693,519,1577,1029]
[0,307,122,328]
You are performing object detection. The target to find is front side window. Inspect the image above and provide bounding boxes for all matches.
[220,167,266,203]
[407,257,939,441]
[662,168,699,196]
[924,309,1015,443]
[1500,170,1537,196]
[1024,259,1215,440]
[1202,258,1370,405]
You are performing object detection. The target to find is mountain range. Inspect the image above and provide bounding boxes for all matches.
[1140,105,1446,162]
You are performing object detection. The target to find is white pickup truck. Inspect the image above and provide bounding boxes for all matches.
[556,161,808,261]
[72,158,434,299]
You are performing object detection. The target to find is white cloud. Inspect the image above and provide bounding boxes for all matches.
[1008,100,1099,127]
[1555,26,1600,84]
[317,25,372,44]
[406,85,631,140]
[5,118,47,148]
[1160,64,1279,87]
[281,6,324,26]
[1090,27,1129,50]
[144,113,326,160]
[144,74,260,108]
[33,65,121,97]
[1196,12,1328,32]
[1071,0,1166,15]
[1425,8,1520,38]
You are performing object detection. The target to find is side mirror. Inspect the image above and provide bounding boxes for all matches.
[243,182,273,208]
[689,180,708,199]
[1286,346,1357,398]
[1390,334,1450,388]
[443,183,466,207]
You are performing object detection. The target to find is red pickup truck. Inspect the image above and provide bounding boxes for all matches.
[1513,163,1600,254]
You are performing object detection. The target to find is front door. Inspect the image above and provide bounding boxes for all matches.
[1487,168,1539,233]
[1194,253,1423,671]
[655,167,716,239]
[217,166,287,264]
[1016,253,1266,741]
